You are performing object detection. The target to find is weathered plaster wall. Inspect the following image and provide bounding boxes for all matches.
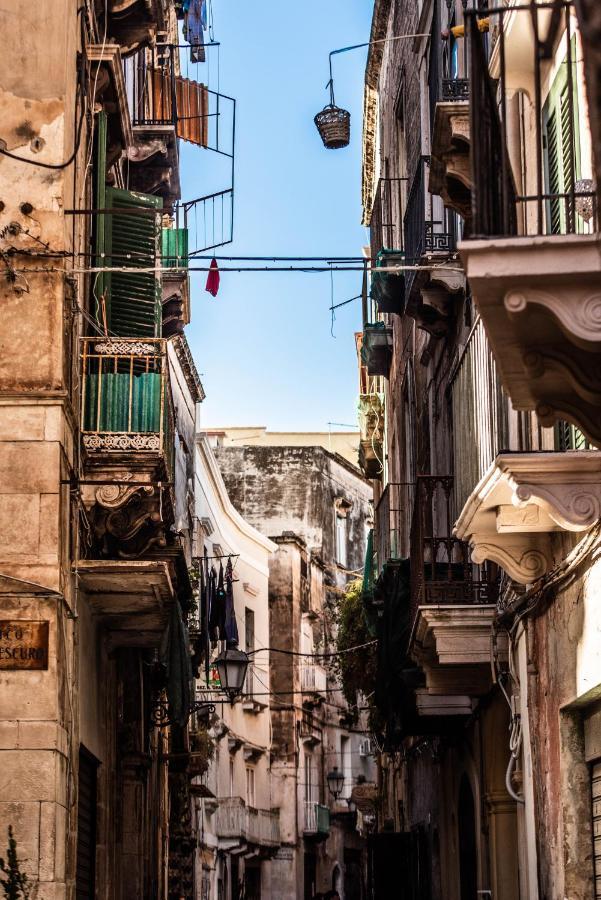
[213,445,372,581]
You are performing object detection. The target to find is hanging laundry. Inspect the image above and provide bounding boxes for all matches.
[191,562,208,678]
[205,257,220,297]
[224,556,239,645]
[187,0,206,63]
[208,565,219,645]
[209,561,227,641]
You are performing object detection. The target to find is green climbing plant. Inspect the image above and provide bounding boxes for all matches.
[0,826,32,899]
[333,579,379,728]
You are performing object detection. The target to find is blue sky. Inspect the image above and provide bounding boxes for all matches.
[180,0,373,431]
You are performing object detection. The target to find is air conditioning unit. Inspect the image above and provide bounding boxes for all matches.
[359,738,374,758]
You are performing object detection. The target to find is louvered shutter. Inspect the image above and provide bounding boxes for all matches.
[105,187,163,337]
[543,44,581,235]
[76,748,98,900]
[593,762,601,899]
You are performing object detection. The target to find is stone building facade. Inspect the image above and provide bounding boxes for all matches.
[0,2,216,897]
[209,434,375,900]
[358,1,601,898]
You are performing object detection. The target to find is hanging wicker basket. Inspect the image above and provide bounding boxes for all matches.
[314,104,351,149]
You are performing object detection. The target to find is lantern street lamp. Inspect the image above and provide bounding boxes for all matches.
[215,642,249,703]
[327,766,345,801]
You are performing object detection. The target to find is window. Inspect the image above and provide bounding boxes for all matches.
[246,766,255,807]
[340,735,352,800]
[335,512,348,568]
[304,753,316,804]
[229,758,235,797]
[244,607,255,653]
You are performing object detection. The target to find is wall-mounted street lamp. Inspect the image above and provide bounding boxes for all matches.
[327,766,345,801]
[214,642,249,702]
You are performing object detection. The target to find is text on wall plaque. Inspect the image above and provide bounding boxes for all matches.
[0,621,49,670]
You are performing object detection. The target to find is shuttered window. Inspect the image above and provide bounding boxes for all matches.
[93,113,162,337]
[76,747,98,900]
[103,187,163,337]
[543,46,580,235]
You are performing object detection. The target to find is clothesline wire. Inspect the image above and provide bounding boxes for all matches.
[247,639,377,659]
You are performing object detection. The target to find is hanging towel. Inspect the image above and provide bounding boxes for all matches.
[224,556,239,644]
[205,257,220,296]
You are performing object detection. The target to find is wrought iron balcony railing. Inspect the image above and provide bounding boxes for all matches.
[80,337,174,476]
[403,156,457,299]
[303,802,330,837]
[410,475,498,617]
[374,482,414,571]
[467,2,598,237]
[441,78,470,101]
[370,177,407,257]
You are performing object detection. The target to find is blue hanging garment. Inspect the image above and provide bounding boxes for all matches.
[187,0,206,63]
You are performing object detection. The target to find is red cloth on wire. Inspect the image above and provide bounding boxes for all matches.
[205,257,220,296]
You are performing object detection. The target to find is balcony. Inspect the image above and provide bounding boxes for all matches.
[408,476,500,714]
[215,798,280,852]
[97,0,168,57]
[429,84,471,227]
[461,4,600,446]
[358,393,384,480]
[454,451,601,586]
[369,178,407,315]
[79,337,175,560]
[361,324,393,378]
[300,664,327,700]
[299,710,322,746]
[241,665,269,714]
[303,802,330,841]
[403,157,463,337]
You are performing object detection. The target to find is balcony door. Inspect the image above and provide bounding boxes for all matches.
[458,774,478,900]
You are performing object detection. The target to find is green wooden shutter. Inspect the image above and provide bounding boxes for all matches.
[543,45,581,235]
[105,187,163,337]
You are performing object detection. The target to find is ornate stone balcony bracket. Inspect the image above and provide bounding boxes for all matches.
[459,234,601,446]
[429,101,472,224]
[454,451,601,584]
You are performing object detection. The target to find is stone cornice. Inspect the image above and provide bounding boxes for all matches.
[459,234,601,445]
[455,451,601,583]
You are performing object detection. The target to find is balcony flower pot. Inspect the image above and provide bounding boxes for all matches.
[361,323,393,377]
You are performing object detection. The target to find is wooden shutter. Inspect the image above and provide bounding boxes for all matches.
[76,747,98,900]
[105,187,163,337]
[543,44,581,234]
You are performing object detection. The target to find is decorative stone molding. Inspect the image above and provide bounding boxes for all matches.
[460,234,601,446]
[455,451,601,584]
[429,101,472,225]
[84,433,161,452]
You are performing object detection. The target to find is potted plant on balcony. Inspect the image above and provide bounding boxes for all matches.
[370,249,406,315]
[361,323,393,377]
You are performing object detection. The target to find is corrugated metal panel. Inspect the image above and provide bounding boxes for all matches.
[105,187,163,337]
[175,76,209,146]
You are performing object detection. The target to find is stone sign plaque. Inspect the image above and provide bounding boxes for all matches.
[0,621,49,670]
